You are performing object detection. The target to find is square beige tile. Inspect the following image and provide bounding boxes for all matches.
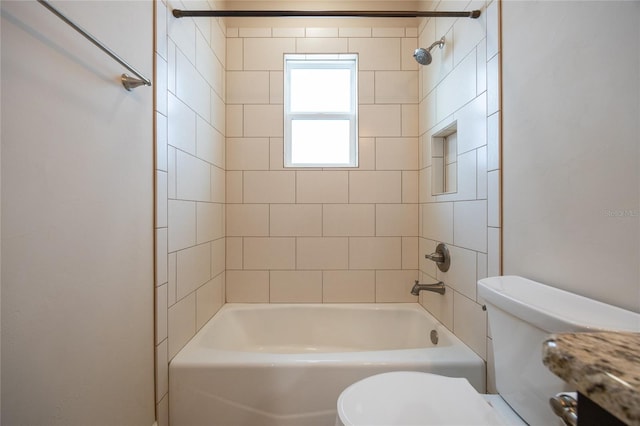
[296,171,348,204]
[225,170,243,203]
[374,71,418,104]
[226,270,269,302]
[226,104,243,137]
[168,200,196,252]
[402,237,419,270]
[453,292,487,359]
[376,204,418,236]
[421,202,453,243]
[225,237,243,270]
[243,38,295,70]
[402,104,419,137]
[323,204,375,237]
[211,238,225,278]
[349,237,401,270]
[359,104,402,137]
[227,138,270,170]
[197,202,224,243]
[270,204,322,236]
[297,237,349,270]
[196,275,224,329]
[375,270,419,302]
[176,151,210,202]
[244,171,295,203]
[297,38,348,53]
[437,245,477,300]
[270,271,322,303]
[376,138,419,170]
[323,270,375,303]
[349,38,401,71]
[168,293,196,359]
[210,166,225,203]
[349,171,401,203]
[244,105,283,137]
[176,243,211,300]
[227,71,269,104]
[402,171,419,203]
[418,270,453,330]
[243,237,296,270]
[453,200,487,252]
[226,204,269,236]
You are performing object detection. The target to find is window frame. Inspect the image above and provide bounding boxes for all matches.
[283,53,358,168]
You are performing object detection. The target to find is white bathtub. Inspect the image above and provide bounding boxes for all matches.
[169,303,484,426]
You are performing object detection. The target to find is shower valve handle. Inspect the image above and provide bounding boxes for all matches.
[424,243,450,272]
[425,252,445,263]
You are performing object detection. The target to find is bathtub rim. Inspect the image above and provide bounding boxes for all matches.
[170,303,484,369]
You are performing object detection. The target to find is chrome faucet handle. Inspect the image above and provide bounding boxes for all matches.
[549,393,577,426]
[424,243,450,272]
[425,252,445,262]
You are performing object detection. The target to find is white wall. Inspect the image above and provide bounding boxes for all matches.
[1,1,154,424]
[502,1,640,312]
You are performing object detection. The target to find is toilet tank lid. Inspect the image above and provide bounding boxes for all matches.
[478,276,640,333]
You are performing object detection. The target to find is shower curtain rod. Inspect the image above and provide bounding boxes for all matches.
[172,9,481,19]
[37,0,151,91]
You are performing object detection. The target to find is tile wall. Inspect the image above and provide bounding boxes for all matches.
[155,0,227,423]
[416,0,500,389]
[225,24,422,303]
[154,1,502,421]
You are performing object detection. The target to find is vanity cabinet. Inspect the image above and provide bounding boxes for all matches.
[543,332,640,426]
[578,392,626,426]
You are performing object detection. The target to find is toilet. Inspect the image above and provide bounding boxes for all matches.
[336,276,640,426]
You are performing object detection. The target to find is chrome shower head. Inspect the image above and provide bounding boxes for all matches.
[413,47,433,65]
[414,36,446,65]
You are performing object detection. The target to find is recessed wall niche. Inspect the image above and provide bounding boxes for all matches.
[431,122,458,195]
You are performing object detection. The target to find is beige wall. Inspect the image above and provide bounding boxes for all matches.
[416,0,499,367]
[155,0,227,423]
[1,1,154,424]
[224,23,421,303]
[502,1,640,313]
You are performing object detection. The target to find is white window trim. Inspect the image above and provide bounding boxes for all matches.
[284,53,358,168]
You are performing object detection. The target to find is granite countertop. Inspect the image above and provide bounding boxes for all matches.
[543,332,640,426]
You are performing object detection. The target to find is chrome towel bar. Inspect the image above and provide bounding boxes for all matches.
[36,0,151,91]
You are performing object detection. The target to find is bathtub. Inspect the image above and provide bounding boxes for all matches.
[169,303,484,426]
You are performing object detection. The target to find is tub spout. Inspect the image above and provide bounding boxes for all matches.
[411,280,446,296]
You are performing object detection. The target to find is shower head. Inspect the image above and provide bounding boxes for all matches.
[414,36,446,65]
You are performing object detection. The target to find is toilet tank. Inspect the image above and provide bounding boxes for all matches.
[478,276,640,426]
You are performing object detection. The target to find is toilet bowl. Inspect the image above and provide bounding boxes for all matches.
[335,276,640,426]
[336,371,526,426]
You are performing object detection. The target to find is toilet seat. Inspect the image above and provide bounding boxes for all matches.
[336,372,523,426]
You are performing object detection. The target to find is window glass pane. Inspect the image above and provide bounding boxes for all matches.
[291,120,351,164]
[290,68,351,112]
[284,54,357,167]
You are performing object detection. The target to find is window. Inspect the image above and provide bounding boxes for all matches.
[284,54,358,167]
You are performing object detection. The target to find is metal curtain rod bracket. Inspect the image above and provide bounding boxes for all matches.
[172,9,481,19]
[37,0,152,91]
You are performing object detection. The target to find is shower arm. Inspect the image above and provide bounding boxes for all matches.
[426,37,446,52]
